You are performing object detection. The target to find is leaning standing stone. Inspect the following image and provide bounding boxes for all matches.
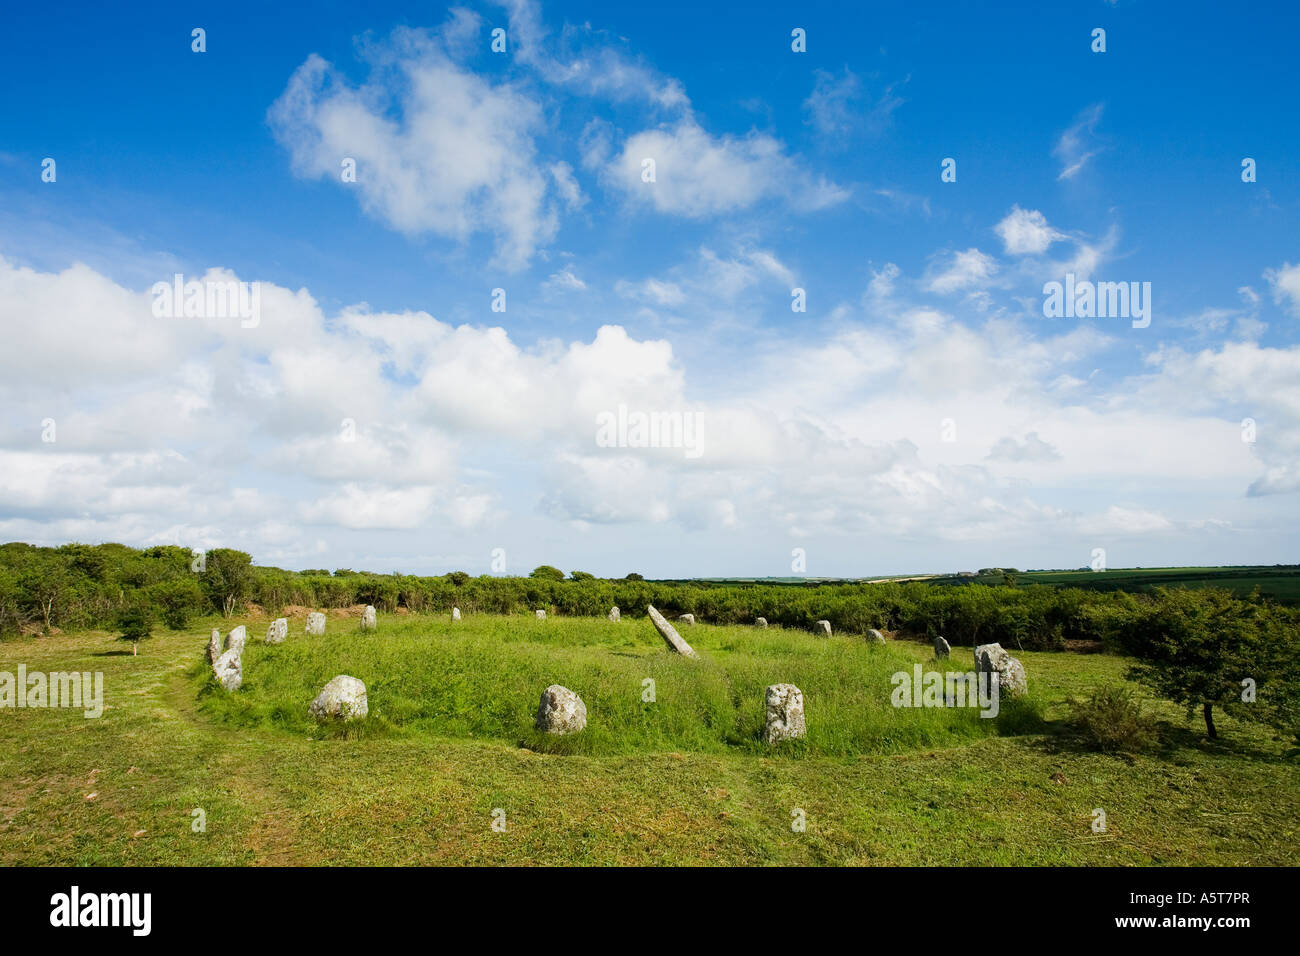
[535,609,546,621]
[608,606,620,622]
[678,613,695,626]
[535,685,587,734]
[867,629,886,645]
[361,606,377,631]
[306,612,326,635]
[815,620,832,636]
[755,617,767,628]
[452,607,461,621]
[207,628,222,665]
[212,649,242,692]
[763,683,806,744]
[646,605,698,658]
[224,625,246,656]
[266,617,288,644]
[309,676,369,721]
[933,635,951,658]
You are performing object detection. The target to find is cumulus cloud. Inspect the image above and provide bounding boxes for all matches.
[268,28,557,271]
[995,206,1065,256]
[924,248,998,294]
[1265,261,1300,316]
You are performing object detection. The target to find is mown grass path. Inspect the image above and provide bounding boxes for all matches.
[1,618,1296,865]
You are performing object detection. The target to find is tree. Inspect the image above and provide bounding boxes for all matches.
[200,549,254,617]
[446,571,470,587]
[569,571,595,581]
[624,572,645,581]
[1120,587,1300,739]
[529,565,565,581]
[18,556,74,633]
[116,606,152,656]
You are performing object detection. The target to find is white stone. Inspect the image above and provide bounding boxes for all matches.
[646,605,698,658]
[764,683,806,744]
[974,642,1028,698]
[361,606,377,631]
[755,617,767,628]
[266,617,288,644]
[452,607,461,621]
[224,625,246,656]
[867,628,886,645]
[535,684,587,734]
[212,648,242,692]
[306,612,326,636]
[815,620,832,636]
[934,635,951,658]
[309,675,369,721]
[608,606,620,622]
[535,609,546,621]
[678,613,695,625]
[207,628,222,665]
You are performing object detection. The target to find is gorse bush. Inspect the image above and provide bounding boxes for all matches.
[1067,685,1158,753]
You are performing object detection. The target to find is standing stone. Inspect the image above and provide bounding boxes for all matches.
[755,617,767,628]
[535,609,546,621]
[306,612,326,636]
[452,607,461,621]
[678,613,695,626]
[934,635,951,659]
[207,628,222,665]
[867,629,886,645]
[815,620,832,636]
[646,605,699,659]
[266,617,288,645]
[608,606,620,622]
[763,683,806,744]
[224,625,246,656]
[212,648,242,692]
[361,606,377,631]
[534,685,587,734]
[309,676,369,721]
[974,642,1028,698]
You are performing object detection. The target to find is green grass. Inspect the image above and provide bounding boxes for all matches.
[1,613,1296,866]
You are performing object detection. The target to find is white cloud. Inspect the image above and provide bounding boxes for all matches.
[995,206,1064,256]
[607,116,849,217]
[1265,261,1300,316]
[269,30,557,271]
[924,248,998,294]
[802,67,904,143]
[1054,104,1105,181]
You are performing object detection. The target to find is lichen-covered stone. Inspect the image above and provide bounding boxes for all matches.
[678,613,695,625]
[867,629,886,645]
[309,675,369,721]
[535,684,587,734]
[224,625,246,656]
[974,642,1028,698]
[452,607,461,621]
[361,606,377,631]
[755,617,767,628]
[608,606,620,622]
[646,605,698,658]
[266,617,288,644]
[306,612,326,636]
[535,609,546,621]
[764,683,806,744]
[212,649,242,692]
[815,620,832,636]
[207,628,222,665]
[933,635,951,658]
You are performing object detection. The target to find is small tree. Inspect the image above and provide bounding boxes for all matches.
[624,572,645,581]
[569,571,595,581]
[116,606,153,656]
[529,565,565,582]
[200,548,254,617]
[1120,588,1300,739]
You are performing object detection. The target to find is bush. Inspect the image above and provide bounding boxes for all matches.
[116,606,153,648]
[1067,685,1158,753]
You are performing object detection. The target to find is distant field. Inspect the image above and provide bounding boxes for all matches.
[2,613,1296,866]
[929,566,1300,604]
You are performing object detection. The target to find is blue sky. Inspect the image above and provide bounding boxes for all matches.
[1,0,1298,577]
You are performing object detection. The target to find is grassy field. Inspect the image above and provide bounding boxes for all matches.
[1,612,1296,866]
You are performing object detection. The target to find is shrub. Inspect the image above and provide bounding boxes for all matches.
[1067,685,1158,753]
